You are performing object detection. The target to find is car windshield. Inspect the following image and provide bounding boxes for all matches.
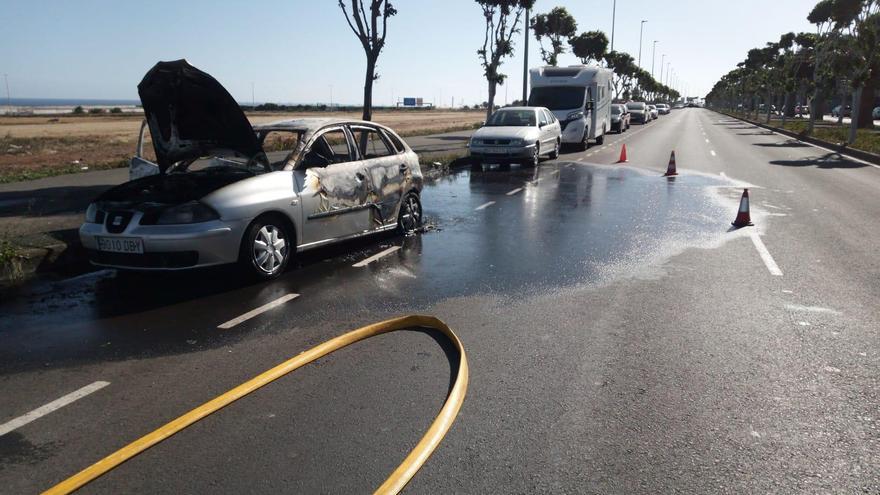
[528,86,585,111]
[627,102,645,110]
[486,110,536,127]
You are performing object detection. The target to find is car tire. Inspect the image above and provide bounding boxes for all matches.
[397,191,422,234]
[527,142,540,167]
[595,127,605,145]
[239,214,293,281]
[549,139,560,159]
[577,132,589,151]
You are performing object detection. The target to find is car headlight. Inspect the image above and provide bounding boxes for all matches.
[85,203,99,223]
[156,201,220,225]
[566,111,584,121]
[510,138,525,146]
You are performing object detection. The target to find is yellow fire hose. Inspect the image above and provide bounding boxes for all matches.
[43,315,468,495]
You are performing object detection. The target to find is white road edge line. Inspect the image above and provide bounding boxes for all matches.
[506,187,523,196]
[475,201,496,211]
[0,381,110,437]
[352,245,401,268]
[217,293,300,329]
[749,232,783,276]
[710,150,717,157]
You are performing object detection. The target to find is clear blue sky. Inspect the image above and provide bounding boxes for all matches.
[1,0,819,105]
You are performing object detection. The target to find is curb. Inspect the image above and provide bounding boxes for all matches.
[0,234,88,288]
[712,110,880,167]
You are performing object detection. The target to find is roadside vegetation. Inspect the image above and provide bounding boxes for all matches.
[707,0,879,146]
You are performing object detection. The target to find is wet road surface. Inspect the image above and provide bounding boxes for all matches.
[2,109,878,493]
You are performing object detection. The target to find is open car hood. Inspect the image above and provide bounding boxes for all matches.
[138,60,261,173]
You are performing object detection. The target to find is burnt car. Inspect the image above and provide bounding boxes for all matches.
[80,60,423,280]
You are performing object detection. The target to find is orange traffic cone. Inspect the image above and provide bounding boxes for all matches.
[663,151,678,176]
[731,188,754,227]
[616,144,628,163]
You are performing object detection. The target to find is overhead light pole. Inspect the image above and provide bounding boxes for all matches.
[522,7,530,103]
[651,41,659,78]
[610,0,617,52]
[638,20,647,68]
[660,54,666,84]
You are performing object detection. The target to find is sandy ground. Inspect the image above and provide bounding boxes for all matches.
[0,110,484,180]
[0,110,484,139]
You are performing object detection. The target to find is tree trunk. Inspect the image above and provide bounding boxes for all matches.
[849,86,862,144]
[856,74,877,129]
[362,56,376,121]
[486,81,497,121]
[837,86,846,125]
[782,92,789,127]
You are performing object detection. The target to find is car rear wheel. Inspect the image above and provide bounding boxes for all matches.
[240,215,292,280]
[397,191,422,234]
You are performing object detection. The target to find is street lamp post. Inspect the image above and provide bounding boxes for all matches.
[523,7,530,103]
[638,20,647,68]
[651,41,659,78]
[660,54,666,84]
[610,0,617,52]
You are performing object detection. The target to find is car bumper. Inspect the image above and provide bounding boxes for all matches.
[469,143,536,160]
[559,119,587,144]
[631,114,647,123]
[79,218,248,270]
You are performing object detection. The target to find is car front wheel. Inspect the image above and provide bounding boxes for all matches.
[240,215,293,280]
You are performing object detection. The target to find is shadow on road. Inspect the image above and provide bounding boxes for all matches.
[737,131,775,136]
[0,185,111,218]
[753,141,810,148]
[768,152,866,169]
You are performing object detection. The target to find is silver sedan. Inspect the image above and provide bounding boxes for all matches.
[80,60,423,280]
[468,107,562,166]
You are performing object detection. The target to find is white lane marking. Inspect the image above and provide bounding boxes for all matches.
[0,381,110,437]
[475,201,496,211]
[551,169,559,176]
[710,150,717,157]
[749,232,783,276]
[705,139,710,143]
[785,304,841,315]
[352,246,401,268]
[506,187,523,196]
[218,293,301,329]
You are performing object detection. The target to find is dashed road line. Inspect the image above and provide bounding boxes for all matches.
[749,232,783,276]
[218,293,301,329]
[0,381,110,437]
[710,150,717,157]
[474,201,496,211]
[705,139,710,143]
[506,187,523,196]
[352,246,401,268]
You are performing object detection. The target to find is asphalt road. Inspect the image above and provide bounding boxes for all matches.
[1,109,878,493]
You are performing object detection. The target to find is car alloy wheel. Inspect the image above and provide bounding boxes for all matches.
[550,140,560,159]
[530,142,540,167]
[253,224,288,275]
[398,192,422,234]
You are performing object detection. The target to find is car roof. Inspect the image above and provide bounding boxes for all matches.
[496,106,541,112]
[253,117,392,132]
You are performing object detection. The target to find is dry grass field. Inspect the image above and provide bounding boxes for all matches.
[0,110,484,183]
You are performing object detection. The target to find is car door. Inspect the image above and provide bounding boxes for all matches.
[350,125,405,229]
[539,109,556,150]
[296,126,373,245]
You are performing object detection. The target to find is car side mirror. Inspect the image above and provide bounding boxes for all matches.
[586,101,595,111]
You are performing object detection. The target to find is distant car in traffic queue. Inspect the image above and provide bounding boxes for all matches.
[648,105,659,120]
[831,105,852,118]
[610,103,631,133]
[655,103,670,115]
[468,107,561,167]
[80,60,424,281]
[627,101,650,124]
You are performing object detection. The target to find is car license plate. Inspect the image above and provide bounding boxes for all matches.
[95,236,144,254]
[486,147,508,154]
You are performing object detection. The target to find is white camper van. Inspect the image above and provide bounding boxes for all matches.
[528,65,614,150]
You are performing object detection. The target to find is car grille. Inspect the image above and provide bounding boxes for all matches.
[105,210,134,234]
[89,250,199,269]
[480,138,512,146]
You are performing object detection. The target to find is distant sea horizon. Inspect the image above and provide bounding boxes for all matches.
[3,97,141,107]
